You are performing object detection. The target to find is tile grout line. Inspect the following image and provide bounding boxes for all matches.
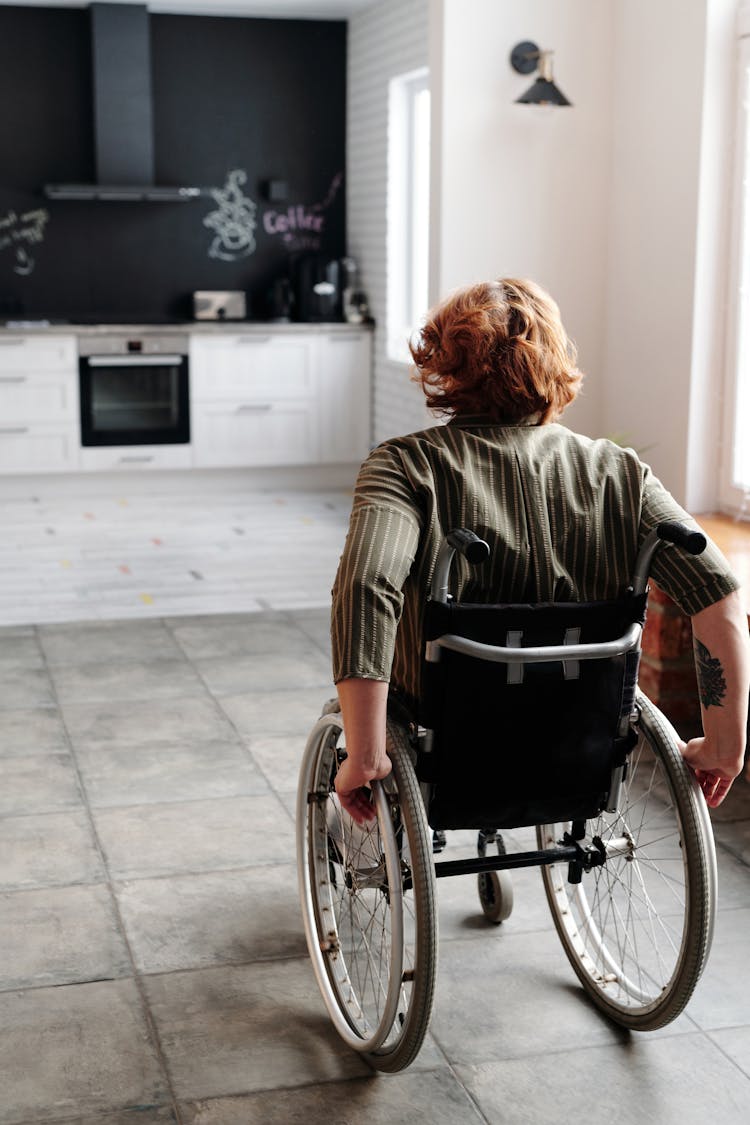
[36,622,186,1125]
[704,1027,750,1083]
[423,1025,492,1124]
[164,608,329,831]
[172,610,487,1122]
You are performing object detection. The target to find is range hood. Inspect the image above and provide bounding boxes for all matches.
[44,3,201,203]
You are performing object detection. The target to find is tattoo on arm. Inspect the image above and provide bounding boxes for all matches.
[694,639,727,709]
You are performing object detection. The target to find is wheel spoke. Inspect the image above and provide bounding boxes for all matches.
[298,714,436,1069]
[539,695,715,1027]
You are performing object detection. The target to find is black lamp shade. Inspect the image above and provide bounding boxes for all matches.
[516,77,571,107]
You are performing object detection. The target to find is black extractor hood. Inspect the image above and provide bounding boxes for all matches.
[44,3,201,202]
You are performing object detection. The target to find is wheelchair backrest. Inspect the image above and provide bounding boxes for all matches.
[418,594,647,830]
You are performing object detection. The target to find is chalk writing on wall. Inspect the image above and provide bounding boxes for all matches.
[262,171,343,253]
[0,208,49,275]
[203,170,258,261]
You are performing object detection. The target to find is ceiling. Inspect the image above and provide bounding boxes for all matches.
[3,0,378,18]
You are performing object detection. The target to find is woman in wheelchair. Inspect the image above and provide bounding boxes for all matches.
[297,277,749,1071]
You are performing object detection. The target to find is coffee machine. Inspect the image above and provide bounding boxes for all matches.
[293,255,342,322]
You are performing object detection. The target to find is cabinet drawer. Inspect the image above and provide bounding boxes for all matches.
[0,370,78,423]
[190,336,316,401]
[79,445,193,471]
[0,423,80,473]
[0,335,77,372]
[193,401,317,467]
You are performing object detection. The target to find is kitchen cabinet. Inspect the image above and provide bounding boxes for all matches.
[317,330,371,463]
[191,333,318,468]
[0,325,371,475]
[190,329,370,469]
[0,336,80,472]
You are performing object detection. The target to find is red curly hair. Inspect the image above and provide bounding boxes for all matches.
[409,278,583,424]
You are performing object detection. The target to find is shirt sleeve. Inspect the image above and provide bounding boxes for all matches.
[331,442,422,683]
[639,466,739,615]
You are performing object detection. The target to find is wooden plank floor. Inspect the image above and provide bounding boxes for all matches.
[0,480,353,626]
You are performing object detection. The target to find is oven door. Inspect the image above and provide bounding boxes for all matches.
[79,353,190,446]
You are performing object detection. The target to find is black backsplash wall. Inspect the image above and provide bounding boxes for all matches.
[0,4,346,321]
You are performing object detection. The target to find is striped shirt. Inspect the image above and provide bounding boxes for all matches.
[331,416,739,710]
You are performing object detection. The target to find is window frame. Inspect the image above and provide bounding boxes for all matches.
[386,66,430,365]
[720,8,750,513]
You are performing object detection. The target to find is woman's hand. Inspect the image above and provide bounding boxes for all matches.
[334,677,392,824]
[680,736,743,808]
[334,752,392,824]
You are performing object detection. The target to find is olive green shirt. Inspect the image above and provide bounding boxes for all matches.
[331,417,739,711]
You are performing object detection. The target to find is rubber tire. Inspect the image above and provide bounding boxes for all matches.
[478,870,514,924]
[366,719,439,1072]
[538,692,717,1031]
[297,710,438,1073]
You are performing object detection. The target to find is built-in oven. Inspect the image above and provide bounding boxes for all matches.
[78,334,190,446]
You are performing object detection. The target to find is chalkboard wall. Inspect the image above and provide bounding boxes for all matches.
[0,5,346,322]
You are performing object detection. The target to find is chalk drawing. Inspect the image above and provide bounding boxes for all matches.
[262,171,343,253]
[203,170,257,261]
[0,207,50,275]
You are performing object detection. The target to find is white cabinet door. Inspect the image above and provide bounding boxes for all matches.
[0,424,80,473]
[317,331,371,463]
[191,334,317,401]
[0,335,77,373]
[0,371,78,423]
[193,401,318,467]
[190,332,319,468]
[0,335,80,474]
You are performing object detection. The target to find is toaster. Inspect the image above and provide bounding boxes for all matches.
[193,290,247,320]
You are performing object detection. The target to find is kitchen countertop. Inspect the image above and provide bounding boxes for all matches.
[0,321,372,336]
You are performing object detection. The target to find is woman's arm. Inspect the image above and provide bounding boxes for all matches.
[681,589,750,807]
[334,677,391,823]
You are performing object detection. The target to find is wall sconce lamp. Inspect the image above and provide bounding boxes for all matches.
[510,41,572,107]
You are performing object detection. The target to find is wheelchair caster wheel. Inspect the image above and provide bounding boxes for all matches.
[477,830,513,923]
[478,869,514,924]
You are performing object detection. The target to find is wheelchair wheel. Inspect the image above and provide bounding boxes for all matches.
[297,711,437,1072]
[538,691,717,1031]
[477,831,514,924]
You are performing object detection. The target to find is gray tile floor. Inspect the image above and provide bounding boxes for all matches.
[2,610,750,1123]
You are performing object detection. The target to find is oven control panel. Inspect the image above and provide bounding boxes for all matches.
[78,334,189,357]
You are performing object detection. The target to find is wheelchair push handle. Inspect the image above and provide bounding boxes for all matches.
[432,528,489,602]
[631,520,707,596]
[656,520,707,556]
[446,529,491,565]
[433,520,708,604]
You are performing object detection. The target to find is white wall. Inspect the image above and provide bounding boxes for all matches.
[347,0,432,443]
[429,0,616,438]
[602,0,719,503]
[350,0,736,507]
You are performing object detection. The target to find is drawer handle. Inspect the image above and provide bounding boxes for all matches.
[236,403,272,413]
[235,336,271,345]
[0,339,26,347]
[118,455,155,463]
[0,426,29,434]
[328,334,364,342]
[0,375,27,383]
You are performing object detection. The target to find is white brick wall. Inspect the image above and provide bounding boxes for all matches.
[346,0,434,445]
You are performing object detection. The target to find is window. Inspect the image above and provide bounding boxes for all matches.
[721,9,750,512]
[387,68,431,363]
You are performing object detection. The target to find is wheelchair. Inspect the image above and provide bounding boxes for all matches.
[296,521,718,1073]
